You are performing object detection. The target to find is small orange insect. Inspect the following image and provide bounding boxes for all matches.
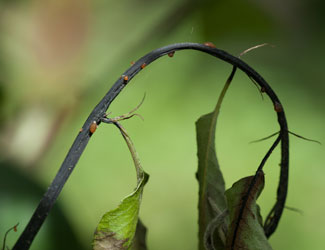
[274,102,283,112]
[204,42,216,48]
[130,61,135,65]
[123,75,129,83]
[79,128,83,132]
[141,63,146,69]
[168,51,175,57]
[14,225,17,232]
[89,121,98,134]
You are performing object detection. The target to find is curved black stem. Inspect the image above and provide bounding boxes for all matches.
[264,129,289,237]
[230,135,282,249]
[257,135,282,173]
[13,43,289,249]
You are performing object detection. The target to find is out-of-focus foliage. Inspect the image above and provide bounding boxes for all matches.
[0,161,87,250]
[0,0,324,250]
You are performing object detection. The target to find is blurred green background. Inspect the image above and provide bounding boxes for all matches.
[1,0,324,249]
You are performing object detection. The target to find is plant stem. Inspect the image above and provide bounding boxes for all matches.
[13,43,289,249]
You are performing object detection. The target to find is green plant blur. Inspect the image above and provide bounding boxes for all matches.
[0,0,324,249]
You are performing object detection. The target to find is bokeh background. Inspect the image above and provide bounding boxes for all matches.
[1,0,324,249]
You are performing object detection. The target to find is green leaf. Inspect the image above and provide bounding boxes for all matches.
[196,67,236,250]
[225,171,272,250]
[93,121,149,250]
[93,173,149,250]
[196,111,227,250]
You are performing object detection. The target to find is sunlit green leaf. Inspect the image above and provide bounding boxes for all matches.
[93,172,149,250]
[93,121,149,250]
[225,171,272,250]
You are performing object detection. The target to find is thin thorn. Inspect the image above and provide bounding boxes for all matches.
[115,113,144,122]
[104,111,112,118]
[288,131,321,145]
[239,43,274,58]
[128,93,146,115]
[250,131,280,144]
[251,130,322,145]
[249,76,264,100]
[285,206,304,215]
[241,43,274,100]
[133,113,144,121]
[103,94,146,123]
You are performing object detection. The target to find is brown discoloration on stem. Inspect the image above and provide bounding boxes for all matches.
[204,42,216,48]
[89,121,98,134]
[274,102,283,112]
[167,51,175,57]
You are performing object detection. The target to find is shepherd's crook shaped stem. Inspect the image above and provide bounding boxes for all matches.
[13,43,289,250]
